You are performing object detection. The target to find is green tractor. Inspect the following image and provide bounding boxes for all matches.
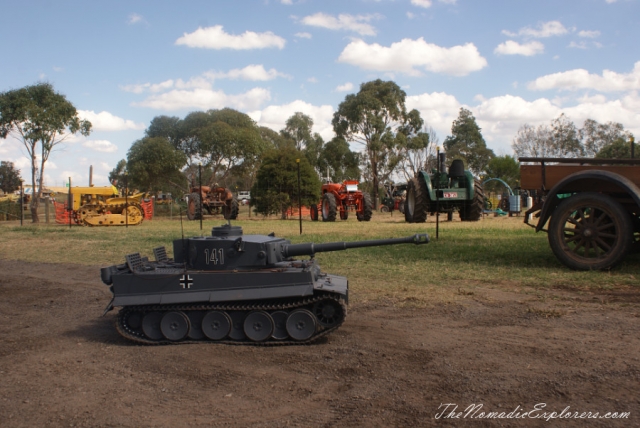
[404,156,484,223]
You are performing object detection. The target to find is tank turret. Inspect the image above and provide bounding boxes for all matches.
[101,225,429,345]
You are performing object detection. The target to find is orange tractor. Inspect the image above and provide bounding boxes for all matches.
[310,180,373,222]
[185,185,238,220]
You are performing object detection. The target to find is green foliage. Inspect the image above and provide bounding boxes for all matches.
[251,147,321,216]
[595,138,639,159]
[318,137,361,182]
[333,79,423,203]
[582,119,634,157]
[0,161,22,194]
[482,155,520,192]
[108,159,127,187]
[0,82,92,220]
[126,137,187,193]
[443,108,494,176]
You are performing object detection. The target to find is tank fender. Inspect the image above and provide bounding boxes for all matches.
[534,169,640,232]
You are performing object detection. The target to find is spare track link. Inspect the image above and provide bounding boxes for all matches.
[115,293,347,346]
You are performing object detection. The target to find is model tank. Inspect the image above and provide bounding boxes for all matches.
[101,224,429,345]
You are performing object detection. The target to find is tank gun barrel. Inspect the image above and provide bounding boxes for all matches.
[283,234,429,258]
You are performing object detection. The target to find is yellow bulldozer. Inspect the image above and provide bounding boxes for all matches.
[68,186,146,226]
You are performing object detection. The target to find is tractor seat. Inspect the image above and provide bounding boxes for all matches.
[449,159,465,178]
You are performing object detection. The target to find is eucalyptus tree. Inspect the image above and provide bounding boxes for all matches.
[332,79,423,204]
[443,108,494,176]
[0,83,92,221]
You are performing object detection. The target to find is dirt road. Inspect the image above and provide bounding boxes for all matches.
[0,259,638,427]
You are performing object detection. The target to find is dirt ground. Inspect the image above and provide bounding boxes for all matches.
[0,259,638,427]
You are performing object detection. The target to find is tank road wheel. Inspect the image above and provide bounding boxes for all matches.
[286,309,317,341]
[357,193,373,222]
[270,311,289,340]
[186,192,202,221]
[125,203,145,225]
[125,311,143,330]
[224,198,239,220]
[312,299,344,328]
[228,311,247,341]
[187,311,205,340]
[548,192,632,270]
[321,193,337,222]
[405,177,428,223]
[243,311,274,342]
[310,204,319,221]
[141,312,164,340]
[340,207,349,220]
[202,311,232,341]
[459,179,484,221]
[161,311,190,341]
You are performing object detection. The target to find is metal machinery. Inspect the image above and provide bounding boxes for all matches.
[404,155,484,223]
[520,157,640,270]
[310,180,373,222]
[380,182,407,213]
[101,224,429,344]
[186,185,239,221]
[69,186,146,226]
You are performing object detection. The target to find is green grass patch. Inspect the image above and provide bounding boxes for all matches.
[1,214,638,305]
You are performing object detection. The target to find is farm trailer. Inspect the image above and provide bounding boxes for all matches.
[520,157,640,270]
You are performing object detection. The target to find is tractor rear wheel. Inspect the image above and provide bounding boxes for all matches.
[186,193,202,220]
[459,179,484,221]
[310,204,319,221]
[224,198,239,220]
[404,177,428,223]
[548,192,632,270]
[321,193,337,222]
[357,193,373,221]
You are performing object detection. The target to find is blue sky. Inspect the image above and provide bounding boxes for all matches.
[1,0,639,187]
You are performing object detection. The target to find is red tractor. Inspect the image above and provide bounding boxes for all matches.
[310,180,373,222]
[185,185,238,220]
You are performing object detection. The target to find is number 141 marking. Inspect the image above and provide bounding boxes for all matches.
[204,248,224,265]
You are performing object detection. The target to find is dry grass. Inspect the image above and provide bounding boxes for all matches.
[1,212,638,305]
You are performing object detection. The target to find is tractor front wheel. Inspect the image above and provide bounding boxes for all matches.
[357,193,373,221]
[321,193,337,222]
[223,198,239,220]
[310,204,319,221]
[548,192,632,270]
[404,177,428,223]
[186,193,202,220]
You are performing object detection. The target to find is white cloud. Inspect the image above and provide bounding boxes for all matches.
[77,110,145,131]
[206,65,291,81]
[335,82,354,92]
[411,0,432,8]
[295,32,312,39]
[568,41,588,50]
[494,40,544,56]
[528,61,640,92]
[300,13,382,36]
[175,25,286,50]
[338,38,487,76]
[128,13,143,25]
[82,140,118,153]
[248,100,335,141]
[307,77,318,83]
[502,21,568,38]
[134,87,271,111]
[53,66,64,72]
[120,79,178,94]
[578,30,601,38]
[406,92,462,137]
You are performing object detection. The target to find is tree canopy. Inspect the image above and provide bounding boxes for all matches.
[332,79,423,204]
[443,108,494,175]
[0,82,92,221]
[126,137,187,193]
[251,147,321,218]
[317,137,361,182]
[481,155,520,192]
[0,161,22,194]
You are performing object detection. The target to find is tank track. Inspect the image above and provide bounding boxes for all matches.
[115,293,347,346]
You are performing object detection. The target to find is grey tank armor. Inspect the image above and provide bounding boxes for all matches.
[101,224,429,345]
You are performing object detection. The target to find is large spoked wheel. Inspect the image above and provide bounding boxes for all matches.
[357,193,373,221]
[161,311,190,341]
[548,192,632,270]
[243,311,274,342]
[322,193,337,222]
[310,204,319,221]
[404,177,428,223]
[186,192,202,220]
[459,179,484,221]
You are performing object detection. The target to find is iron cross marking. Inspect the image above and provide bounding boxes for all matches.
[179,274,193,289]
